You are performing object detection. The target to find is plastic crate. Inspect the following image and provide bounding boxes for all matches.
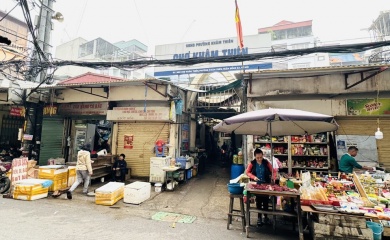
[176,157,187,169]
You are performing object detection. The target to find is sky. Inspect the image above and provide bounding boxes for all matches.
[2,0,389,57]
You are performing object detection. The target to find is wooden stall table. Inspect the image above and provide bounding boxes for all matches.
[245,188,303,240]
[301,205,376,239]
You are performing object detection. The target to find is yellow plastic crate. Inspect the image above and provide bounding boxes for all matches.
[67,166,77,187]
[38,167,68,191]
[13,179,49,201]
[95,182,125,206]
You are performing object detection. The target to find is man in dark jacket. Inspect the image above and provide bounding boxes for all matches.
[111,154,127,182]
[246,148,274,226]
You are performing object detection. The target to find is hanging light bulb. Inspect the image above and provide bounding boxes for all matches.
[374,79,383,139]
[197,115,203,125]
[375,127,383,139]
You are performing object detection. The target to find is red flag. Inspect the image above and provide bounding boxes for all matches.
[235,0,244,50]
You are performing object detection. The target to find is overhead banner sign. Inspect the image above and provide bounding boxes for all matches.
[58,102,108,116]
[107,107,170,121]
[347,99,390,116]
[154,34,272,77]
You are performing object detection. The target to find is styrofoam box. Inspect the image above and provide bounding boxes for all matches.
[124,181,151,204]
[13,179,50,201]
[95,182,125,206]
[38,166,68,191]
[67,166,77,187]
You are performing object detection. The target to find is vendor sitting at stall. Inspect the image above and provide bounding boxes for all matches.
[246,148,275,226]
[111,154,127,182]
[339,146,372,174]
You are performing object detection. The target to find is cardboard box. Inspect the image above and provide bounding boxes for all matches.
[95,182,124,206]
[124,181,151,204]
[27,168,39,179]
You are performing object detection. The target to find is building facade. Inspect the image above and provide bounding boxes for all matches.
[55,38,149,80]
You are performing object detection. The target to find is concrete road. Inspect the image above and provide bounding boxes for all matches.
[0,165,300,240]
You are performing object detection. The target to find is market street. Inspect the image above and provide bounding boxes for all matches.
[0,165,298,240]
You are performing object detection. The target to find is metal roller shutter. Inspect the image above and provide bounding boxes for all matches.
[336,117,390,169]
[39,118,64,165]
[117,122,170,177]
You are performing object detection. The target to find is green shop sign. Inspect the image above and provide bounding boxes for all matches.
[347,99,390,116]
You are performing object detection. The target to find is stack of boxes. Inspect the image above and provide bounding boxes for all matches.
[38,166,68,192]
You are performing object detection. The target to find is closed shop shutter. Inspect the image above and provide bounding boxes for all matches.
[117,122,170,177]
[336,117,390,169]
[39,118,64,165]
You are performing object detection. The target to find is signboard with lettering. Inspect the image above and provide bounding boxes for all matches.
[347,99,390,116]
[154,34,272,77]
[11,157,28,182]
[58,102,108,116]
[23,134,33,141]
[107,107,170,121]
[43,105,58,116]
[10,107,25,117]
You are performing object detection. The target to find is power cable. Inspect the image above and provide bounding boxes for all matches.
[0,2,20,22]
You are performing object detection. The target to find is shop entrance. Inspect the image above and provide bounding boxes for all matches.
[0,115,24,147]
[39,118,65,165]
[70,120,113,162]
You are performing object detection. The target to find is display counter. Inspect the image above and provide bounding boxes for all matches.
[245,185,303,239]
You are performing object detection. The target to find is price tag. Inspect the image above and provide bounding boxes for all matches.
[302,172,311,188]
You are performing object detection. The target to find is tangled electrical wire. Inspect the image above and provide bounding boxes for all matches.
[2,40,390,73]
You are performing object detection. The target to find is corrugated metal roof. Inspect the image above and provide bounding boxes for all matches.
[244,63,390,79]
[58,72,129,86]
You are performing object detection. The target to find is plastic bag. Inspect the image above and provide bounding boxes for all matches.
[97,149,107,156]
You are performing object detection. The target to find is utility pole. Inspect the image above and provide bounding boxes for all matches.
[22,0,55,160]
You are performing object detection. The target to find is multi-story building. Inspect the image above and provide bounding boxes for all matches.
[369,10,390,63]
[258,20,330,69]
[55,38,149,79]
[0,10,29,146]
[0,10,28,61]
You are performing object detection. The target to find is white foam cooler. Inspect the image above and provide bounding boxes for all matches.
[124,181,151,204]
[95,182,124,206]
[13,179,52,201]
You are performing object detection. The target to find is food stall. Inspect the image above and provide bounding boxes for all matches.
[245,183,303,239]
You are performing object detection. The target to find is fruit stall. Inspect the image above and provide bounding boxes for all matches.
[237,170,390,240]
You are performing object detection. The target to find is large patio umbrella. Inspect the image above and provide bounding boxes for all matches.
[213,108,339,176]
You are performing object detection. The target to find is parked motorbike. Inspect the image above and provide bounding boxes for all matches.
[0,166,11,194]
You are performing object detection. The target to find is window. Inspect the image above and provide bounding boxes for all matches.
[317,56,325,61]
[292,62,311,69]
[291,43,310,50]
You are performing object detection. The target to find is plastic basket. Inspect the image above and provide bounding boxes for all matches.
[176,157,187,169]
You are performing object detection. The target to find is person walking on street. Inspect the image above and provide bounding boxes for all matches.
[67,144,93,199]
